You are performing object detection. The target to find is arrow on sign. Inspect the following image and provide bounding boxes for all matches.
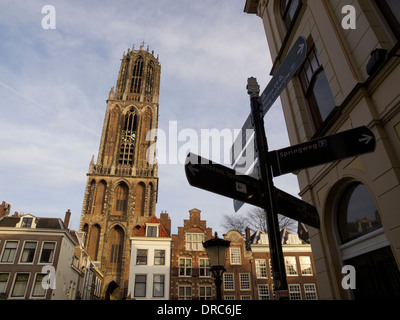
[359,134,373,144]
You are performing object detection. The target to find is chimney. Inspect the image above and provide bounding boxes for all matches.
[0,201,10,218]
[159,211,171,236]
[64,209,71,229]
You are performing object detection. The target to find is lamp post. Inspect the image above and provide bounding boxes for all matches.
[203,232,230,300]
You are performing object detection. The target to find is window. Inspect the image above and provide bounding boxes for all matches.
[1,241,18,263]
[299,46,336,130]
[153,275,164,298]
[119,110,137,166]
[223,273,234,291]
[31,273,47,298]
[113,183,129,215]
[146,225,158,237]
[304,284,318,300]
[134,275,147,297]
[255,259,267,278]
[280,0,300,29]
[0,273,10,293]
[21,218,33,228]
[154,250,165,265]
[178,285,192,300]
[179,258,192,277]
[20,241,37,263]
[299,256,313,275]
[337,182,382,244]
[39,242,56,264]
[289,284,302,300]
[230,248,241,265]
[241,295,251,300]
[258,284,270,300]
[199,258,211,277]
[239,273,251,290]
[375,0,400,39]
[136,249,148,265]
[285,256,298,276]
[11,273,29,298]
[199,285,212,300]
[224,295,235,300]
[130,56,144,94]
[185,233,204,251]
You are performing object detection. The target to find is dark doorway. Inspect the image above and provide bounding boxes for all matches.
[105,281,119,300]
[345,246,400,299]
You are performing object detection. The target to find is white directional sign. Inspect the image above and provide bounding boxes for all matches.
[231,36,308,166]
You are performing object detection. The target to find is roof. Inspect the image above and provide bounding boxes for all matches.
[0,215,66,230]
[133,216,170,238]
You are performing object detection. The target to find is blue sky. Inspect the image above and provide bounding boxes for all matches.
[0,0,300,235]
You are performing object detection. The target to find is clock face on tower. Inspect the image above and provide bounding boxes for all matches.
[121,130,136,143]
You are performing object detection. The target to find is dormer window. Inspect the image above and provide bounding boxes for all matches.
[146,224,158,237]
[21,218,33,228]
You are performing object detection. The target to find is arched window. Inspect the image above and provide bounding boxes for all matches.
[119,109,137,166]
[145,62,154,96]
[93,180,106,215]
[86,180,96,214]
[107,226,124,270]
[134,182,146,217]
[337,182,382,244]
[148,183,154,215]
[88,224,101,261]
[113,182,129,216]
[120,57,130,94]
[130,56,144,94]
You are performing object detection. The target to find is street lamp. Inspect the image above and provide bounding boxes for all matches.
[203,232,230,300]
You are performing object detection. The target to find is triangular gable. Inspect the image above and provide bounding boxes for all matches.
[133,215,170,237]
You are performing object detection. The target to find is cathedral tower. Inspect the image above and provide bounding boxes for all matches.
[79,43,161,299]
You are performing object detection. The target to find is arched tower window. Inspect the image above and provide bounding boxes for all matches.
[93,180,107,215]
[120,57,130,94]
[107,226,124,270]
[88,224,101,261]
[130,56,144,94]
[113,182,129,216]
[119,109,137,166]
[134,182,146,217]
[145,61,155,98]
[86,180,96,214]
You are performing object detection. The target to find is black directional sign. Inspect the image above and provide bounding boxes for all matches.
[269,126,376,177]
[231,36,307,165]
[185,153,264,208]
[274,188,320,229]
[185,153,320,229]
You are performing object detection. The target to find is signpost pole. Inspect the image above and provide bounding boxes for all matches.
[247,77,288,300]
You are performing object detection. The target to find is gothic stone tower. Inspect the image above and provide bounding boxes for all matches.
[79,43,161,299]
